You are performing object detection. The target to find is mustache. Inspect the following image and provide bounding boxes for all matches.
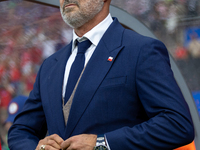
[62,0,79,10]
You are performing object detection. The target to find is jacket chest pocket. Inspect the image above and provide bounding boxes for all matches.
[100,76,127,88]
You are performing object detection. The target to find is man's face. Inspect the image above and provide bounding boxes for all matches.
[60,0,104,28]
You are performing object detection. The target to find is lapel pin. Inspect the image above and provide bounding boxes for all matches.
[108,56,113,62]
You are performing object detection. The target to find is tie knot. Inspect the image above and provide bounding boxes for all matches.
[76,39,92,54]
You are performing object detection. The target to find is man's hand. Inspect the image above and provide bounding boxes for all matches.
[61,134,97,150]
[35,134,64,150]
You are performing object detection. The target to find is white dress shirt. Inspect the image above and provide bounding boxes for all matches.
[62,14,113,97]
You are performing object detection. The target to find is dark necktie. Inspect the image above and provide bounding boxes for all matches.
[64,39,92,104]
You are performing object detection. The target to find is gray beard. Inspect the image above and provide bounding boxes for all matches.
[60,0,104,29]
[60,8,90,28]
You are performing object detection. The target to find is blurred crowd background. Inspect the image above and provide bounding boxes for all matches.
[0,0,200,149]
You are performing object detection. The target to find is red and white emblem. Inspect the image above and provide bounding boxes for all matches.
[108,57,113,62]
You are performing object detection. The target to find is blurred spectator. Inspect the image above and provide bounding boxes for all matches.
[55,37,66,52]
[1,95,27,150]
[41,37,56,60]
[187,32,200,58]
[154,0,168,20]
[187,0,198,17]
[125,0,150,16]
[166,2,178,34]
[174,43,188,59]
[0,88,12,109]
[22,66,36,96]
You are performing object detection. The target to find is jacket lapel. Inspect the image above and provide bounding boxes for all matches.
[64,18,125,138]
[47,42,72,138]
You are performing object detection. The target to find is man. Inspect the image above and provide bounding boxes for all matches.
[8,0,194,149]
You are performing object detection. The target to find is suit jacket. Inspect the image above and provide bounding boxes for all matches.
[8,18,194,150]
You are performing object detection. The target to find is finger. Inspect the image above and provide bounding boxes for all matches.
[36,139,47,150]
[46,139,63,149]
[48,134,64,145]
[36,134,64,150]
[36,144,58,150]
[42,144,59,150]
[60,138,71,150]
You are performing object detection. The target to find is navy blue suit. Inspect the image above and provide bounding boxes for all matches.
[8,18,194,150]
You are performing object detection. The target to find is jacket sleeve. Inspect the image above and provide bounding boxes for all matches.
[8,62,47,150]
[105,39,194,149]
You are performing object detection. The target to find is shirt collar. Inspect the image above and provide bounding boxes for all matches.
[72,13,113,51]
